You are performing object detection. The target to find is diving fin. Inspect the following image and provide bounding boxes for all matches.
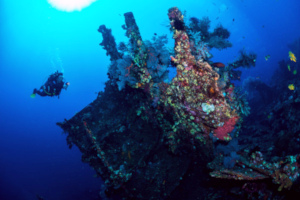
[30,93,36,98]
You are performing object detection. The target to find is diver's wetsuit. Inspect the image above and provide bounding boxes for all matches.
[33,72,65,97]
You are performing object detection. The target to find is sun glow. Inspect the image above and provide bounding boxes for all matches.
[47,0,97,12]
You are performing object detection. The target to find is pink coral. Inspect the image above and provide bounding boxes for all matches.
[213,116,238,140]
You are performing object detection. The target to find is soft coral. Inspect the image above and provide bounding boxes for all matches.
[214,116,238,141]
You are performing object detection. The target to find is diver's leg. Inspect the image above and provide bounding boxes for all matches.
[35,88,47,97]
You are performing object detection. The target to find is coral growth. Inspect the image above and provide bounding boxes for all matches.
[228,49,257,69]
[211,24,230,39]
[209,151,300,192]
[213,116,238,141]
[187,16,232,51]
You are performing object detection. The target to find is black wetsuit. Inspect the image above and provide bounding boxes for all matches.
[33,72,65,97]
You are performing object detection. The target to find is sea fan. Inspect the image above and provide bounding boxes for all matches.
[144,35,170,83]
[115,55,138,90]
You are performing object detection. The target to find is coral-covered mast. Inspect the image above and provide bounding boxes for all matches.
[161,7,238,143]
[123,12,152,88]
[98,25,122,61]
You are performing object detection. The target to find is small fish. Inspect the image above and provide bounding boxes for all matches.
[265,55,270,61]
[212,62,225,68]
[232,18,235,22]
[256,77,260,79]
[262,25,265,28]
[242,36,245,39]
[289,51,297,62]
[288,64,291,71]
[154,33,157,35]
[293,69,297,75]
[288,84,295,90]
[170,56,177,62]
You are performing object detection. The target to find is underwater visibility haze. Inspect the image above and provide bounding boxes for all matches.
[1,0,300,199]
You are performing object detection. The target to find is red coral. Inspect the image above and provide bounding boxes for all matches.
[213,116,238,141]
[125,63,133,77]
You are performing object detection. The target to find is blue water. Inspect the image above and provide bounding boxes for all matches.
[1,0,300,199]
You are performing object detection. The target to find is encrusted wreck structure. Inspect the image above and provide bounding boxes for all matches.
[57,7,300,200]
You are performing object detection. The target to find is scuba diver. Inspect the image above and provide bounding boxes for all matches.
[31,71,69,98]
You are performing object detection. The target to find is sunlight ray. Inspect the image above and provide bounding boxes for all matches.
[47,0,97,12]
